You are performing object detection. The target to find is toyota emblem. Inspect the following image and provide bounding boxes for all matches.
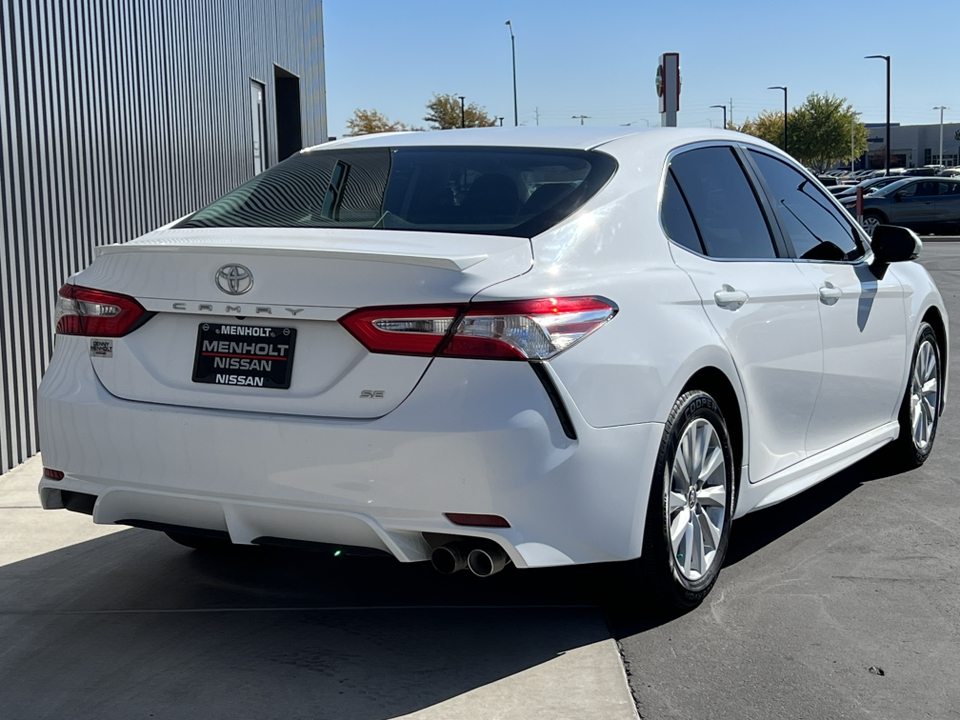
[215,264,254,295]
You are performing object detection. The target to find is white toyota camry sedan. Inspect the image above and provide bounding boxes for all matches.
[38,127,947,609]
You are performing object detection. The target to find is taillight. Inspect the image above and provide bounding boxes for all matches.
[55,284,149,337]
[339,296,616,361]
[338,305,462,356]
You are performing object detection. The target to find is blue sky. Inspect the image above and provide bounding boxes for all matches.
[322,1,954,138]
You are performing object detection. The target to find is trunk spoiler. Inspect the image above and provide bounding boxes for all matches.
[95,243,488,272]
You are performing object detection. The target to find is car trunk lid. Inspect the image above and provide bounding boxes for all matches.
[76,227,532,419]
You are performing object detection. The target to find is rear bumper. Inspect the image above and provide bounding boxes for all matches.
[38,337,662,568]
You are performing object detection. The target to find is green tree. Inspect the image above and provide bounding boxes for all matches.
[424,93,496,129]
[345,108,421,136]
[737,110,786,146]
[739,93,868,172]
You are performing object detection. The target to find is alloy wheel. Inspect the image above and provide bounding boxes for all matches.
[666,418,728,582]
[910,339,939,451]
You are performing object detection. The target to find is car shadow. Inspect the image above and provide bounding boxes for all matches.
[0,451,917,718]
[723,449,904,567]
[0,526,623,720]
[607,449,911,638]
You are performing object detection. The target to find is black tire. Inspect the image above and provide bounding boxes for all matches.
[165,531,235,552]
[884,322,942,469]
[640,390,736,611]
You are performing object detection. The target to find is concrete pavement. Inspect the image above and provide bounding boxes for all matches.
[0,454,639,720]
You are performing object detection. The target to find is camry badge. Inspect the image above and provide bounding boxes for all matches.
[215,264,254,295]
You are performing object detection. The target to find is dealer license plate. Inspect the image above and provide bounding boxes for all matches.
[192,323,297,389]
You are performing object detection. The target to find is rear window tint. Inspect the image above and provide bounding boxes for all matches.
[661,170,703,254]
[669,147,778,259]
[178,146,617,237]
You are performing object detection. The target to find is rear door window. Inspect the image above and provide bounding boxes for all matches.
[660,170,704,254]
[667,147,778,259]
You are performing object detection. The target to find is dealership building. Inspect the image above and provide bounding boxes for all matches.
[0,0,327,474]
[861,122,960,170]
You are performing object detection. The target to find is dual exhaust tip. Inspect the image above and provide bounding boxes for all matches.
[430,540,510,577]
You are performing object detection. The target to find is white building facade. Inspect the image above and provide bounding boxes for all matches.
[864,122,960,169]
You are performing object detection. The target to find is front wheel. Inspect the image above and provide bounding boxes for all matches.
[640,390,736,611]
[885,322,941,469]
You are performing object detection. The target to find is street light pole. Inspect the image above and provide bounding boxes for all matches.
[767,86,787,153]
[458,96,465,129]
[572,115,590,125]
[710,104,727,129]
[934,106,948,166]
[865,55,891,175]
[505,21,518,127]
[851,112,858,173]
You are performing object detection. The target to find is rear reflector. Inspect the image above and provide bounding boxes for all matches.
[43,468,65,480]
[340,296,616,361]
[444,513,511,528]
[55,284,149,337]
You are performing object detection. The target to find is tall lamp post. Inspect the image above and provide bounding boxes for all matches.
[851,111,860,173]
[865,55,891,175]
[458,96,465,129]
[505,21,518,126]
[572,115,590,125]
[767,86,787,153]
[710,104,727,129]
[934,106,949,166]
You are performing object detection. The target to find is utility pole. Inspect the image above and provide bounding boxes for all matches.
[572,115,590,125]
[535,107,540,126]
[498,117,504,127]
[729,98,734,127]
[458,96,466,129]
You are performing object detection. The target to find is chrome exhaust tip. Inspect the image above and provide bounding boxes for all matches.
[467,545,510,577]
[430,541,469,575]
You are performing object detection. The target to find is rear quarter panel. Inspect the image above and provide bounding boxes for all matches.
[471,136,746,431]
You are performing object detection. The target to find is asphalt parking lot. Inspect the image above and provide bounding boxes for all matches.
[2,239,960,719]
[615,238,960,720]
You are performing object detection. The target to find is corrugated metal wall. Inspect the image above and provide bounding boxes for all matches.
[0,0,327,474]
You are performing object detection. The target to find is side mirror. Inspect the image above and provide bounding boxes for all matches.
[870,224,921,279]
[893,191,904,201]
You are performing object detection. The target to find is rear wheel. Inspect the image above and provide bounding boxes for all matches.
[640,390,735,611]
[885,323,941,469]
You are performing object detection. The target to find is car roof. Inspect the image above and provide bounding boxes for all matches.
[306,126,754,153]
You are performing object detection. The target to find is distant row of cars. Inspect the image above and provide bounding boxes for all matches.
[836,176,960,236]
[810,166,960,236]
[821,165,960,184]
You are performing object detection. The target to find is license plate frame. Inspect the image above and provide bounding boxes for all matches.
[192,323,297,389]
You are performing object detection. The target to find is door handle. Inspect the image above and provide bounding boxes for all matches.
[714,286,749,308]
[819,284,842,305]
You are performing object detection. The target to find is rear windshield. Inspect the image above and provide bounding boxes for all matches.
[177,146,617,237]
